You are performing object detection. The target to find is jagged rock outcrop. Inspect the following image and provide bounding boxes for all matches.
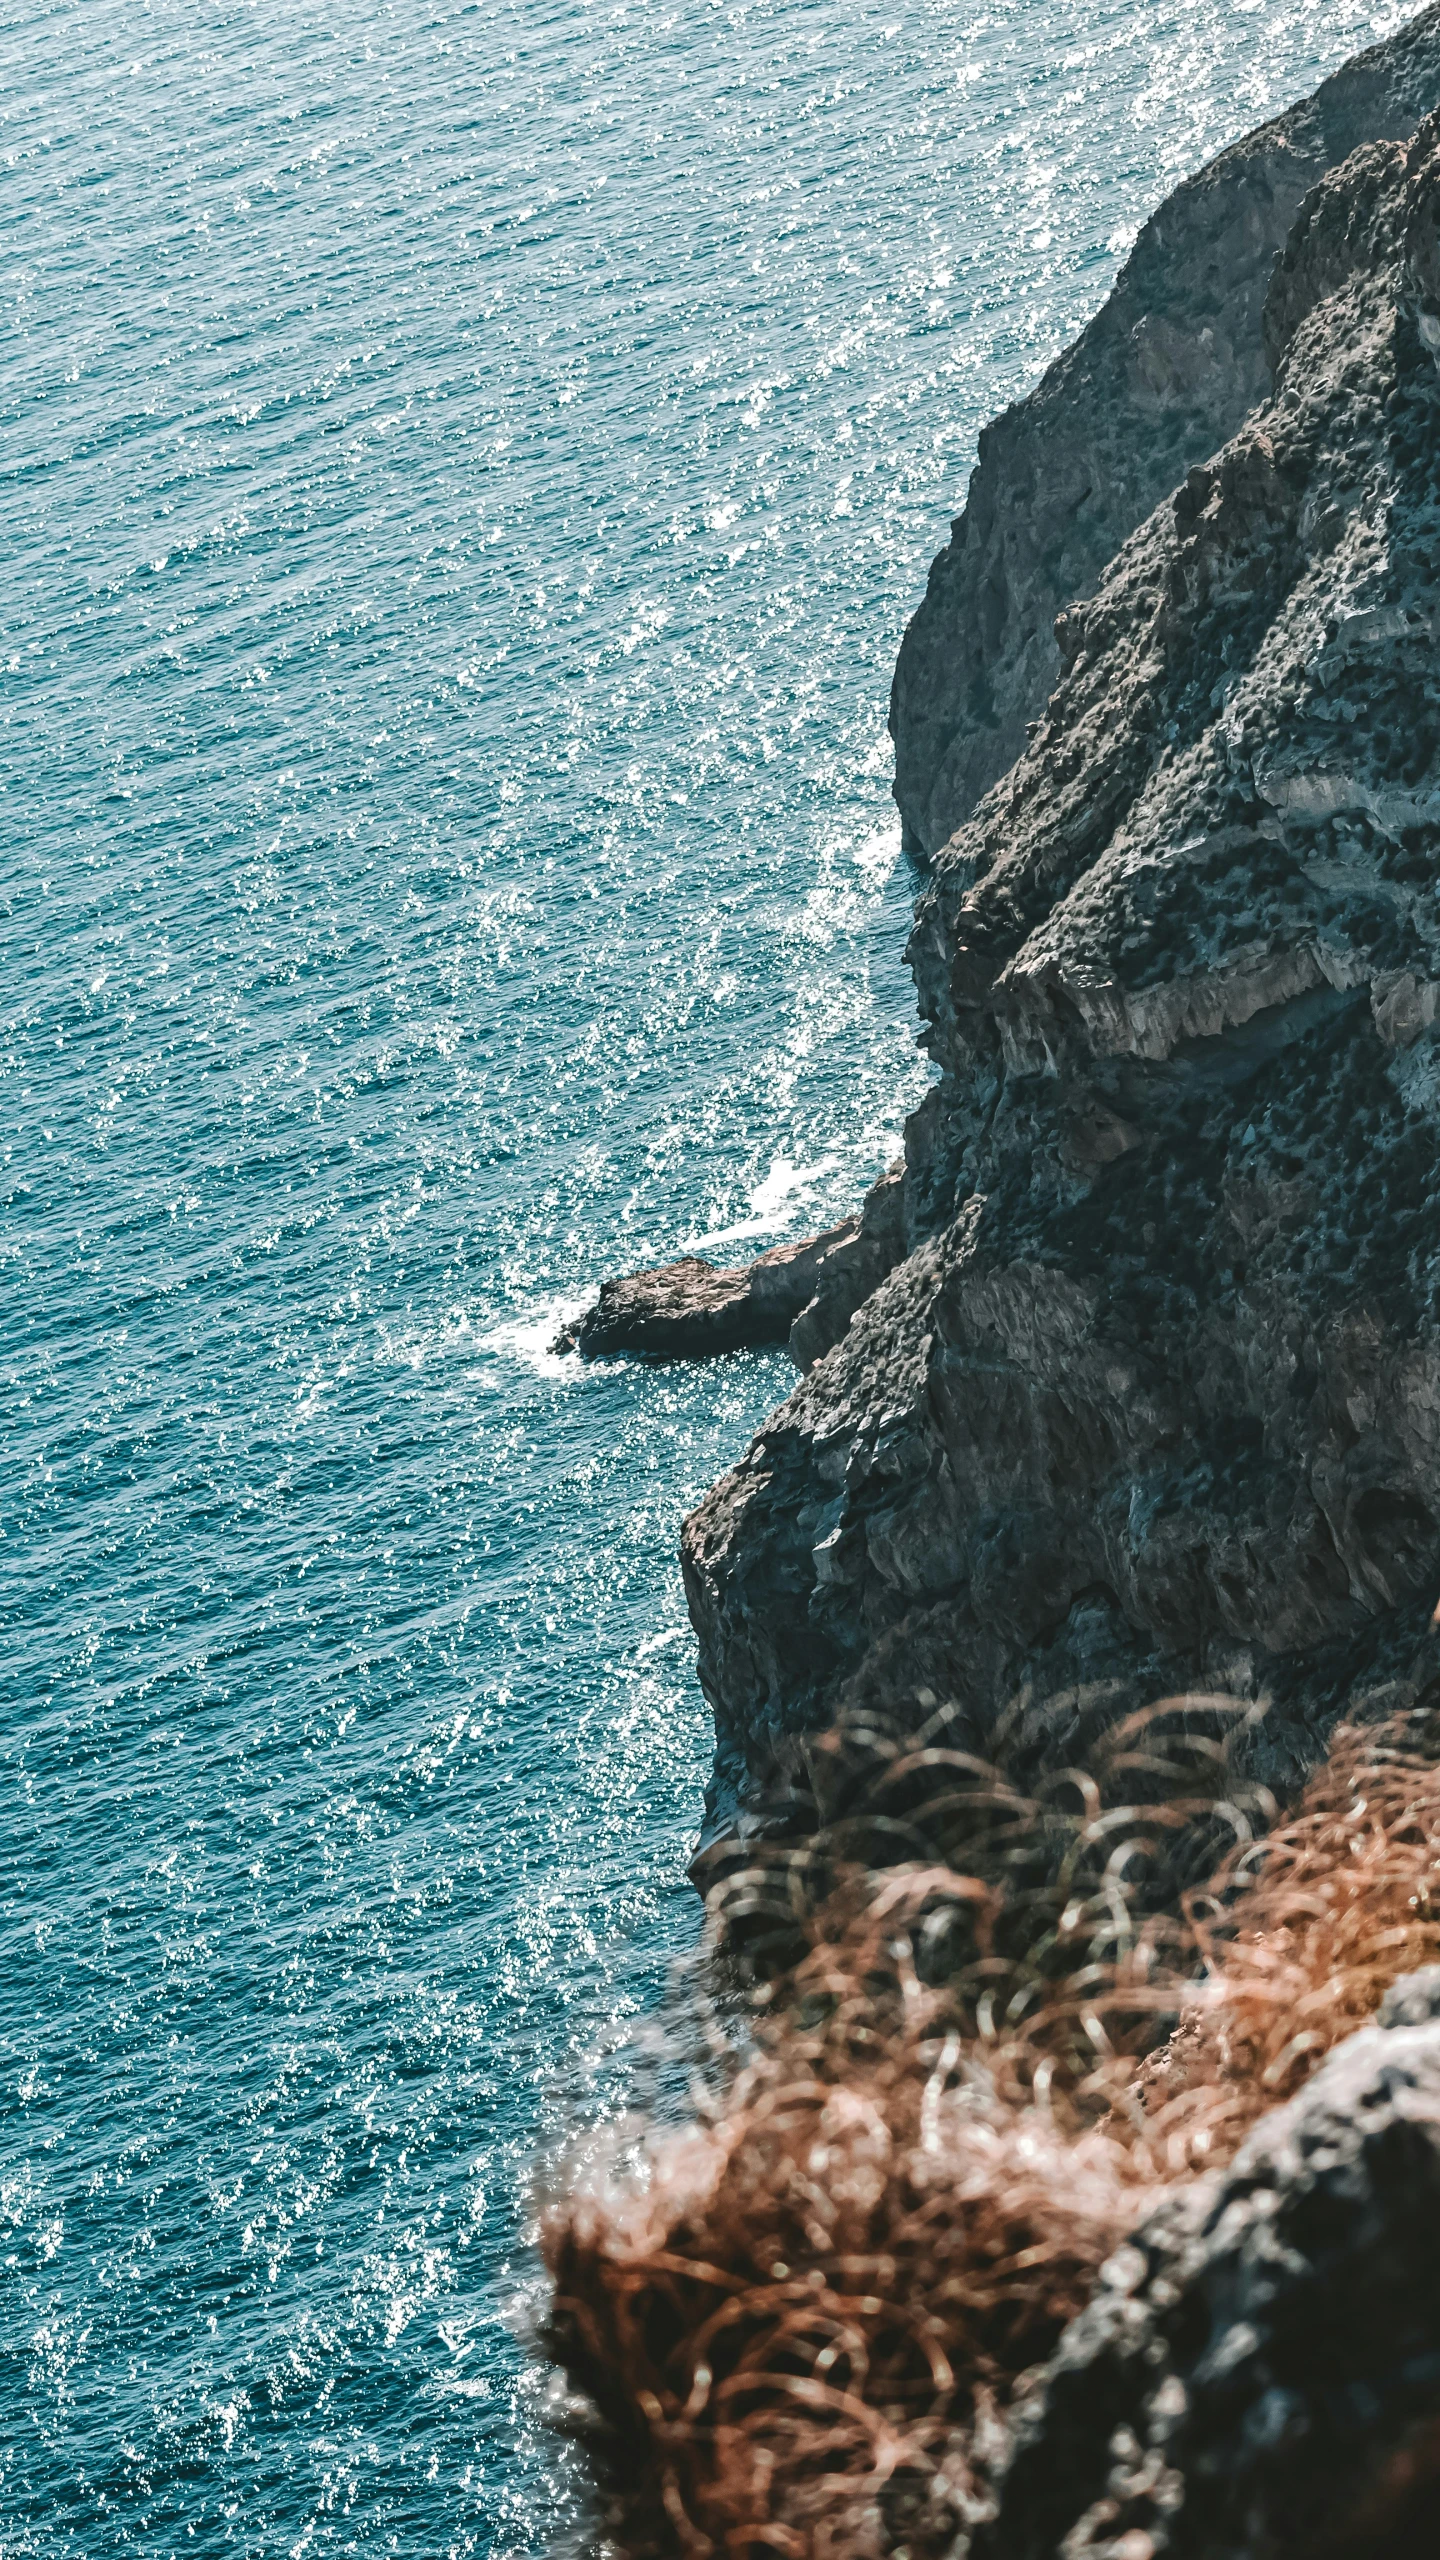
[555,1231,850,1360]
[683,82,1440,1858]
[559,1163,907,1366]
[891,5,1440,857]
[972,1984,1440,2558]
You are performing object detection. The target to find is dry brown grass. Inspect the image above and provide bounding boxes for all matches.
[1136,1710,1440,2163]
[540,1707,1440,2559]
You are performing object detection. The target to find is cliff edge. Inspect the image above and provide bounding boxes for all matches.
[891,6,1440,857]
[683,22,1440,1866]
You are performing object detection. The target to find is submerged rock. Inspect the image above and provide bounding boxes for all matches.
[684,62,1440,1855]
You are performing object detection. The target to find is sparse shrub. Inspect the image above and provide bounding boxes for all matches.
[540,1707,1440,2558]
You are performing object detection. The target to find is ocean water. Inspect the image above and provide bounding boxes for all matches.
[0,0,1414,2549]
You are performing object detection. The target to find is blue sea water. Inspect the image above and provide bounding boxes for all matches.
[0,0,1414,2548]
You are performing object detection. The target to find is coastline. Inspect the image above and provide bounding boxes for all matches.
[545,18,1440,2551]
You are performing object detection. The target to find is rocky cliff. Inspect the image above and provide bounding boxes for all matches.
[891,5,1440,858]
[682,28,1440,1868]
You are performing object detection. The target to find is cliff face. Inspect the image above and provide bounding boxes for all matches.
[890,5,1440,858]
[683,61,1440,1862]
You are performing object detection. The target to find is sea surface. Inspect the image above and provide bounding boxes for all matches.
[0,0,1414,2549]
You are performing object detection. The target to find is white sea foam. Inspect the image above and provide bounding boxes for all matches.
[476,1299,590,1377]
[687,1151,841,1252]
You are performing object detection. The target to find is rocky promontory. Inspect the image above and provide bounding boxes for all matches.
[680,14,1440,1861]
[555,1165,905,1365]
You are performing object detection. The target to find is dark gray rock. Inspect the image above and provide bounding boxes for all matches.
[559,1161,910,1367]
[973,2014,1440,2559]
[891,5,1440,858]
[1378,1962,1440,2026]
[787,1158,908,1370]
[555,1236,838,1361]
[683,105,1440,1854]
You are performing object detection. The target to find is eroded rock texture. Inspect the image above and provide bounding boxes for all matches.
[555,1232,846,1361]
[974,1991,1440,2559]
[891,5,1440,857]
[557,1164,906,1365]
[684,92,1440,1857]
